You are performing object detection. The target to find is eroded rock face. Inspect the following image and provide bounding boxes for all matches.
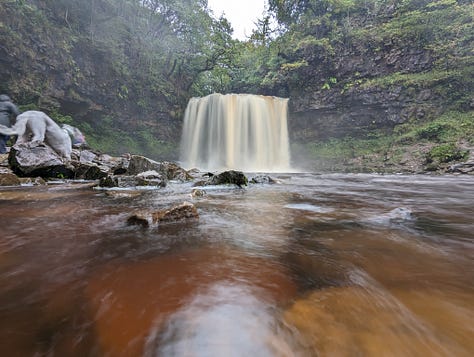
[288,45,440,143]
[127,202,199,228]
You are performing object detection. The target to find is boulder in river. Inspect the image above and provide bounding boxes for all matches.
[127,202,199,227]
[127,155,192,181]
[98,173,166,188]
[207,170,248,187]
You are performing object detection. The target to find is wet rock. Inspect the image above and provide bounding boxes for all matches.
[100,153,130,174]
[153,201,199,223]
[136,170,166,186]
[208,170,248,187]
[98,173,166,188]
[250,175,279,184]
[127,155,191,181]
[190,188,206,198]
[0,167,21,186]
[18,176,47,186]
[365,207,414,226]
[127,155,162,175]
[447,161,474,174]
[71,161,109,180]
[104,190,142,199]
[126,212,152,228]
[8,142,74,179]
[159,161,193,181]
[127,202,199,227]
[71,149,98,163]
[99,175,145,188]
[98,175,119,188]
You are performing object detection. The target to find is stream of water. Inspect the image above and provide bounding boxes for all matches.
[0,173,472,356]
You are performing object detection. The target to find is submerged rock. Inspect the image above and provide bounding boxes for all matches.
[283,286,444,356]
[365,207,414,226]
[190,188,206,198]
[127,202,199,227]
[250,175,279,184]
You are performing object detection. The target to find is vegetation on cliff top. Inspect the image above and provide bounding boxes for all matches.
[1,0,472,171]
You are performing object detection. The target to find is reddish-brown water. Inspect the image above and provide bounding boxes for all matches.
[0,174,473,356]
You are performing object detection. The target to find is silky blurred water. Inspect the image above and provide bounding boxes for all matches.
[0,173,472,356]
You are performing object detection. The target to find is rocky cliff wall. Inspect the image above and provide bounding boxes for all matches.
[287,45,446,141]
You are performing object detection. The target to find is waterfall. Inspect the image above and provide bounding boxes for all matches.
[180,93,291,172]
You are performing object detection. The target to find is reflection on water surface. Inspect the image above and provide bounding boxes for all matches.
[0,174,473,356]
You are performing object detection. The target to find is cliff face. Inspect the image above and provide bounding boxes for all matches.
[280,1,473,144]
[288,47,441,141]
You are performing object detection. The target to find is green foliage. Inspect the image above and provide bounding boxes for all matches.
[426,143,468,163]
[415,122,448,141]
[18,103,39,112]
[48,109,74,125]
[2,0,473,165]
[395,111,474,144]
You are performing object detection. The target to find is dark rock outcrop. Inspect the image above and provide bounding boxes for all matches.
[71,161,109,180]
[8,142,74,179]
[207,170,248,187]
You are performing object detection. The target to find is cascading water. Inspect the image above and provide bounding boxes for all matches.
[180,93,291,172]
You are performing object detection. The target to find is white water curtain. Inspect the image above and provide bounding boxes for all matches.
[180,93,291,172]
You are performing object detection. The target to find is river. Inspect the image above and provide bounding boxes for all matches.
[0,173,472,356]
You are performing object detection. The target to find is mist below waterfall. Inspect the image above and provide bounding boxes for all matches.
[180,93,291,172]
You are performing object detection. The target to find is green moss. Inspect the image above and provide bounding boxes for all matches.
[426,143,468,164]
